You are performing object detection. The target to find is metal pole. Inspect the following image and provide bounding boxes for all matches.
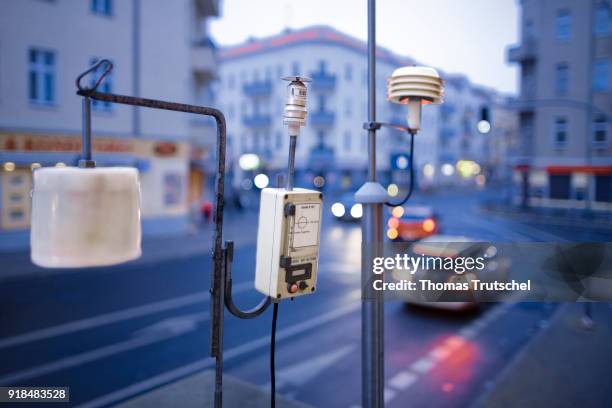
[362,0,384,406]
[79,96,95,168]
[287,135,297,191]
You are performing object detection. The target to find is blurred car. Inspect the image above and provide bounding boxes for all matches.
[387,205,439,241]
[393,235,510,311]
[331,193,363,222]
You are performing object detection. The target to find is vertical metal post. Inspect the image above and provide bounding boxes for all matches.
[287,135,297,191]
[132,0,141,137]
[362,0,385,407]
[79,96,95,168]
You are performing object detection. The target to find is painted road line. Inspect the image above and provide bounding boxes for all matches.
[76,301,361,408]
[429,346,452,361]
[388,371,417,390]
[0,281,251,350]
[458,326,477,338]
[410,356,435,374]
[384,304,516,406]
[384,388,397,404]
[265,345,356,389]
[0,312,210,386]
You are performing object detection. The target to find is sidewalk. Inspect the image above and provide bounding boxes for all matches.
[114,370,311,408]
[481,201,612,230]
[0,211,259,283]
[477,303,612,408]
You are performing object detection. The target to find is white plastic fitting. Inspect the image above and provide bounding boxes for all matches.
[30,167,142,268]
[282,76,311,137]
[388,66,444,133]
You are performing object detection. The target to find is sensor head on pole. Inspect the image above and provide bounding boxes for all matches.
[282,76,311,136]
[387,66,444,133]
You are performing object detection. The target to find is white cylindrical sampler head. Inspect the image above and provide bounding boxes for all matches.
[30,167,141,268]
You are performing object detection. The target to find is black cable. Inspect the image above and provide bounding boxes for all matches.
[270,302,279,408]
[386,130,416,207]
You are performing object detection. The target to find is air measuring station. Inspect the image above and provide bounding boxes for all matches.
[29,60,322,408]
[255,76,323,300]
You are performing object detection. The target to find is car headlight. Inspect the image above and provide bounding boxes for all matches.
[331,202,345,217]
[350,203,363,219]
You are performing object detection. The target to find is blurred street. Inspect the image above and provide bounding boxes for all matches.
[0,186,610,407]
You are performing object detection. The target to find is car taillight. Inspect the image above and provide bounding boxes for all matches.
[422,218,436,232]
[387,217,399,229]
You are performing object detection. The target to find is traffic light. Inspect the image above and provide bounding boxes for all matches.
[478,106,491,134]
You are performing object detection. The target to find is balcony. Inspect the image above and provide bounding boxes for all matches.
[242,80,272,97]
[440,104,456,118]
[309,110,336,126]
[440,127,456,142]
[310,71,337,91]
[308,144,335,171]
[242,114,272,128]
[192,39,217,81]
[507,38,537,63]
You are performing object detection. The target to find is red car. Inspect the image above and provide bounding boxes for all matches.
[387,205,439,242]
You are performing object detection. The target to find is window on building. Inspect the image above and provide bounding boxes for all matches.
[555,9,571,40]
[593,114,608,145]
[595,5,611,37]
[318,94,327,112]
[345,98,352,118]
[344,131,351,151]
[554,63,569,95]
[89,58,113,110]
[595,175,612,202]
[91,0,112,15]
[554,117,568,146]
[318,60,327,72]
[253,132,260,153]
[163,173,184,207]
[592,59,610,91]
[275,131,282,149]
[549,175,571,200]
[264,133,271,156]
[523,19,535,38]
[345,64,352,81]
[28,48,55,105]
[317,130,325,147]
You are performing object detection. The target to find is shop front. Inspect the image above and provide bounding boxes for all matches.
[0,133,191,250]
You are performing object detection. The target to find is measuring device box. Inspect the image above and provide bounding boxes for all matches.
[255,188,323,300]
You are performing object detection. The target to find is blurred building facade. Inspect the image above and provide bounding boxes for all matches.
[216,26,514,195]
[0,0,219,250]
[508,0,611,211]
